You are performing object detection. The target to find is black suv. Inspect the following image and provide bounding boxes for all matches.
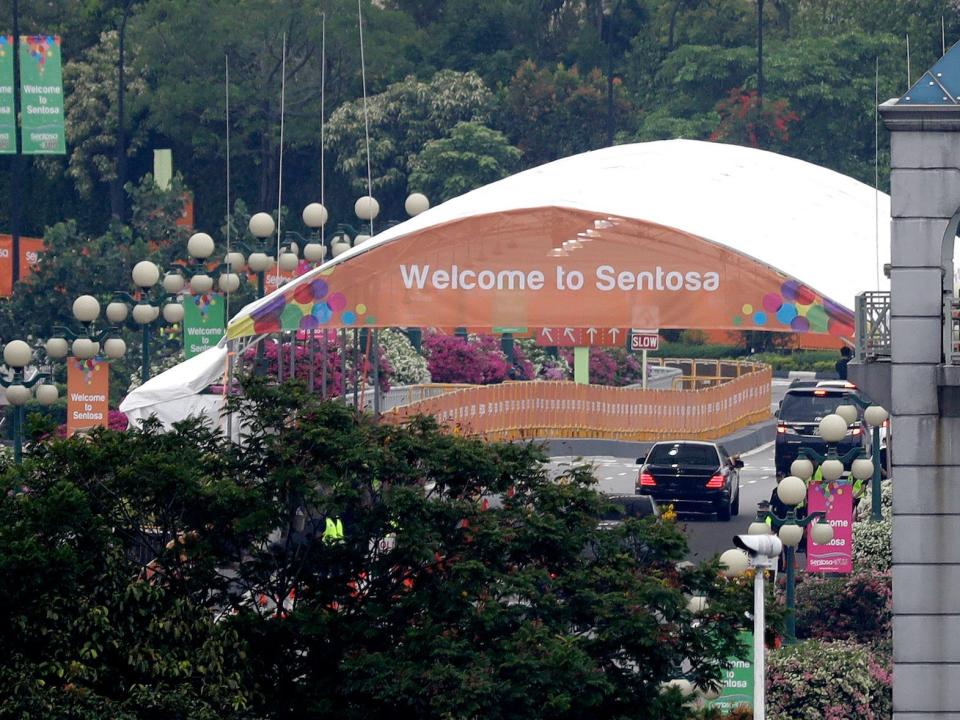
[775,382,870,478]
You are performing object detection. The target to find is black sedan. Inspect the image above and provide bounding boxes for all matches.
[634,441,742,521]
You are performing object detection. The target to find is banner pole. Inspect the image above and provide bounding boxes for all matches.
[10,0,22,290]
[642,349,648,389]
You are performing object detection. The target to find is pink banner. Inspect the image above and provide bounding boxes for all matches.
[806,482,853,574]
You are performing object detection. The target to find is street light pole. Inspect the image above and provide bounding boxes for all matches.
[0,340,57,464]
[720,534,783,720]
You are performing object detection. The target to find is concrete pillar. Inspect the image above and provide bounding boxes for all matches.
[879,101,960,718]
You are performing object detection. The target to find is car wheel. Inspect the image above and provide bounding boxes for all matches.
[717,501,732,522]
[731,488,740,516]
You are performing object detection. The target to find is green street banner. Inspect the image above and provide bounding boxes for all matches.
[0,36,14,153]
[19,35,65,155]
[707,631,754,714]
[183,293,226,359]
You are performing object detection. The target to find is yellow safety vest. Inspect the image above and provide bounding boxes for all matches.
[323,517,344,543]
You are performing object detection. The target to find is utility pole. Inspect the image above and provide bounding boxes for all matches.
[10,0,21,289]
[757,0,764,107]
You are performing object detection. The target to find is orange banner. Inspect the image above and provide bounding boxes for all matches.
[67,358,110,437]
[229,208,853,340]
[385,363,771,443]
[0,234,45,296]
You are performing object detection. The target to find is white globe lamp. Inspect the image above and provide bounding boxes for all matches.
[162,303,184,324]
[35,384,58,406]
[44,338,69,359]
[248,212,275,238]
[354,195,380,221]
[820,458,845,482]
[811,521,835,545]
[302,203,328,228]
[405,192,429,217]
[279,252,299,272]
[72,338,98,359]
[218,273,241,294]
[163,272,185,294]
[819,414,848,443]
[73,295,100,323]
[778,524,804,547]
[247,252,271,273]
[5,384,31,406]
[836,404,858,425]
[865,405,889,427]
[131,260,160,288]
[852,457,874,481]
[190,274,214,294]
[776,476,807,506]
[719,548,750,577]
[187,232,215,259]
[790,458,814,480]
[304,243,325,262]
[224,252,246,272]
[132,304,156,325]
[106,301,129,324]
[104,338,126,359]
[3,340,32,368]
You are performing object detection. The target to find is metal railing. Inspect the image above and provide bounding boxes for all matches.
[855,291,891,361]
[949,297,960,365]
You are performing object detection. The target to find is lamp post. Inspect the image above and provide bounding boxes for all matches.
[47,295,127,367]
[746,471,832,644]
[719,534,783,720]
[834,400,890,522]
[108,260,183,384]
[0,340,57,464]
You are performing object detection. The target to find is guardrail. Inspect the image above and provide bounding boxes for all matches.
[384,362,771,442]
[645,357,759,389]
[855,291,891,362]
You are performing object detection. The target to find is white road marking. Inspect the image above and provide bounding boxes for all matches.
[741,441,774,457]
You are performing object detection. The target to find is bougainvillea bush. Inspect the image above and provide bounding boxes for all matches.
[766,640,892,720]
[794,571,891,646]
[422,332,533,384]
[242,336,392,396]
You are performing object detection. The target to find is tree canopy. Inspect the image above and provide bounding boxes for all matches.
[0,381,753,718]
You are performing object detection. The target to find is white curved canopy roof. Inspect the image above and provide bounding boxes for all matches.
[232,138,889,330]
[124,140,891,421]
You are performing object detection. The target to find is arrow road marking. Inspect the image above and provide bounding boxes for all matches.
[564,328,576,342]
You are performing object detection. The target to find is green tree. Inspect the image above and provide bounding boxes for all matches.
[325,69,495,214]
[0,381,756,717]
[38,29,149,201]
[500,61,628,168]
[131,0,422,212]
[408,121,522,203]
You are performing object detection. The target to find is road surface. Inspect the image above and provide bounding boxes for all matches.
[547,379,790,562]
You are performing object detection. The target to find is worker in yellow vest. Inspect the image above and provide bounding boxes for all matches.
[323,517,344,543]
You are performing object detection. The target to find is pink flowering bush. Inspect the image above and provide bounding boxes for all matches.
[242,337,392,395]
[108,410,129,431]
[794,570,891,646]
[422,332,533,384]
[766,640,891,720]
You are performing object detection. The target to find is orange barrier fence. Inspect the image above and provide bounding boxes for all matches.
[385,363,772,442]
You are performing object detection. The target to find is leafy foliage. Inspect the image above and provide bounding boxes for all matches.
[0,381,754,717]
[766,640,892,720]
[408,121,522,203]
[794,571,892,646]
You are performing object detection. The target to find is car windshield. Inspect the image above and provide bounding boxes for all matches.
[780,392,862,423]
[646,443,719,466]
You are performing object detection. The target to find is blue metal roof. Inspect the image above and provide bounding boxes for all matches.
[899,40,960,104]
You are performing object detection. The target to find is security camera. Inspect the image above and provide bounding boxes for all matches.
[733,534,783,558]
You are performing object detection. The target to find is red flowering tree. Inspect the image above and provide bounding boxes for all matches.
[710,88,798,150]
